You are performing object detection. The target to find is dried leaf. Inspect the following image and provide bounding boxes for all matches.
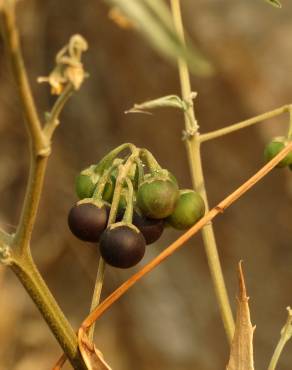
[226,262,255,370]
[78,327,112,370]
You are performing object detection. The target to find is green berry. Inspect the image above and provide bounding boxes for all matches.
[75,165,100,199]
[137,176,179,219]
[75,174,97,199]
[264,138,292,168]
[167,190,205,230]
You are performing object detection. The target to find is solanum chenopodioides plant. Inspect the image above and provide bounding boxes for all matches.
[1,0,292,369]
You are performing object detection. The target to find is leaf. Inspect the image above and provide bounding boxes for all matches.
[78,327,112,370]
[125,94,186,114]
[103,0,213,76]
[226,262,255,370]
[264,0,282,8]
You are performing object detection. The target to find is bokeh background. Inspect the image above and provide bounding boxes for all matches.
[0,0,292,369]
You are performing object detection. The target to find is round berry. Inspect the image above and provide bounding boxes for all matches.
[99,223,146,268]
[68,202,110,242]
[167,190,205,230]
[75,174,97,199]
[264,138,292,168]
[132,211,164,245]
[137,177,179,219]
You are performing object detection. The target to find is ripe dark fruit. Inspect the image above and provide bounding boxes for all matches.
[99,223,146,268]
[264,138,292,168]
[75,174,97,199]
[137,178,179,219]
[132,212,164,245]
[68,202,110,242]
[167,190,205,230]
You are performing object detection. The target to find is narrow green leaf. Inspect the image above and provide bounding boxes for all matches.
[103,0,213,76]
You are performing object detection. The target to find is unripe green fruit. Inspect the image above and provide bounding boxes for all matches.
[137,177,179,219]
[167,190,205,230]
[75,165,100,199]
[264,138,292,168]
[75,174,97,199]
[144,170,178,186]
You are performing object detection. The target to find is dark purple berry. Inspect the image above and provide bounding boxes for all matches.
[68,202,110,242]
[99,223,146,268]
[132,212,164,245]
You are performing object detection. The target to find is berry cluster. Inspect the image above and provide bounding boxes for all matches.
[264,137,292,169]
[68,144,205,269]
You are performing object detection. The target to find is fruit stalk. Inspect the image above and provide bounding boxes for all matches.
[87,149,141,339]
[170,0,235,343]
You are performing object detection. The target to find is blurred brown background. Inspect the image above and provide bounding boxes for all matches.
[0,0,292,369]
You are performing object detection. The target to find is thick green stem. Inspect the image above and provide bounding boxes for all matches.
[170,0,234,343]
[11,252,86,370]
[14,154,48,254]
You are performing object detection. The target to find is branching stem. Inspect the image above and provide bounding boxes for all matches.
[0,2,87,368]
[170,0,235,343]
[200,105,291,143]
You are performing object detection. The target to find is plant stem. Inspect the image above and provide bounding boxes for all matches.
[170,0,235,343]
[1,4,88,368]
[268,307,292,370]
[81,140,292,329]
[200,105,291,143]
[88,257,106,342]
[87,149,140,341]
[11,251,87,370]
[14,155,48,254]
[44,83,75,139]
[0,1,47,155]
[123,177,134,223]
